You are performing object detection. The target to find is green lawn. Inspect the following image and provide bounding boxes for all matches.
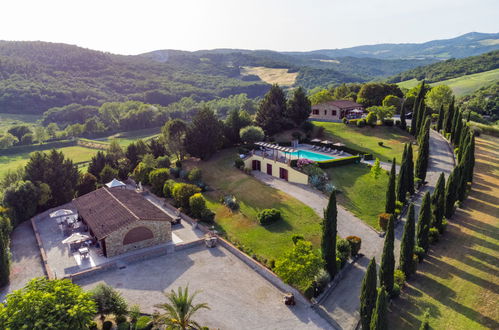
[389,135,499,329]
[0,146,99,177]
[99,127,161,146]
[312,121,416,163]
[396,68,499,96]
[185,149,322,261]
[325,164,388,230]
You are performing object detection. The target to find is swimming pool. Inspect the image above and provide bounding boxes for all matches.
[285,150,335,162]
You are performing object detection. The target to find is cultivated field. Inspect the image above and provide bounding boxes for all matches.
[312,121,416,162]
[240,66,298,86]
[389,135,499,329]
[397,68,499,96]
[185,149,322,261]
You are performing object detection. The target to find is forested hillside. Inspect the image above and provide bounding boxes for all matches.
[0,41,269,115]
[387,50,499,83]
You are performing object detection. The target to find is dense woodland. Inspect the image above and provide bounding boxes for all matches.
[387,50,499,83]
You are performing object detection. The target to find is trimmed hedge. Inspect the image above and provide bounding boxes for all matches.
[257,208,281,225]
[317,155,361,169]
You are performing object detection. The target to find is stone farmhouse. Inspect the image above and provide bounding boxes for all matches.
[310,100,365,121]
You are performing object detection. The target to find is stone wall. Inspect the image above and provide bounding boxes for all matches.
[104,220,171,257]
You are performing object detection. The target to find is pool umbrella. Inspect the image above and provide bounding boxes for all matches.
[50,209,75,218]
[321,140,332,145]
[311,138,321,143]
[62,232,91,245]
[333,142,346,147]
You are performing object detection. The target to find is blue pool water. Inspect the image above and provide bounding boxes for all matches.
[285,150,335,162]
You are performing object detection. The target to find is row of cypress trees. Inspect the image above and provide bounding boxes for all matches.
[0,214,12,287]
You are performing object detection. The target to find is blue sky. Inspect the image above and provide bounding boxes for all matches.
[1,0,498,54]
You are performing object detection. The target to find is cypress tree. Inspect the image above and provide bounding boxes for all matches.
[415,118,430,182]
[452,111,463,146]
[322,190,337,277]
[407,143,415,195]
[360,257,378,330]
[457,163,468,202]
[416,104,428,139]
[466,110,471,122]
[397,145,408,203]
[431,173,446,232]
[444,168,458,219]
[385,158,397,213]
[444,98,455,134]
[465,134,475,183]
[379,215,395,294]
[399,203,415,277]
[450,105,460,137]
[436,105,444,132]
[400,100,407,130]
[370,287,388,330]
[410,81,425,136]
[458,128,470,162]
[0,215,12,287]
[416,192,432,251]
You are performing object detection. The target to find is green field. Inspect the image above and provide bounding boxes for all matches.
[0,146,99,177]
[0,113,41,134]
[326,164,389,230]
[397,68,499,96]
[389,135,499,329]
[98,127,161,146]
[185,149,322,261]
[312,121,416,163]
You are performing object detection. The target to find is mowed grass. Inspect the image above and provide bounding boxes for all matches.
[96,127,161,147]
[397,68,499,96]
[389,135,499,329]
[325,164,388,230]
[312,121,416,162]
[184,149,322,261]
[0,146,99,177]
[240,66,298,86]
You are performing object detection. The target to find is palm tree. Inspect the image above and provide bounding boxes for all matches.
[155,286,210,330]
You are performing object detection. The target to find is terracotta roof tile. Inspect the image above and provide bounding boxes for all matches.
[73,187,172,240]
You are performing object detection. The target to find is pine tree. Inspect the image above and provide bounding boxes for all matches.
[431,173,446,232]
[322,190,338,277]
[436,105,444,132]
[360,257,378,330]
[370,287,388,330]
[407,143,415,195]
[415,118,430,182]
[397,145,408,203]
[399,203,415,277]
[385,158,397,214]
[255,84,287,135]
[400,100,407,130]
[286,86,311,127]
[379,215,395,294]
[184,107,224,160]
[416,192,432,252]
[444,168,458,219]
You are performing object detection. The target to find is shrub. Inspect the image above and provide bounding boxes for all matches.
[291,131,302,140]
[342,117,348,124]
[428,227,440,244]
[336,238,351,267]
[363,153,374,161]
[175,160,182,168]
[394,269,406,288]
[391,283,401,298]
[179,169,188,180]
[222,194,239,210]
[187,167,202,183]
[316,155,361,169]
[349,119,360,125]
[356,119,366,127]
[115,314,127,324]
[234,158,244,169]
[162,179,176,198]
[169,167,180,178]
[378,213,391,231]
[292,234,304,245]
[440,218,448,233]
[103,321,113,330]
[395,201,403,215]
[383,118,394,126]
[148,168,170,196]
[200,208,215,223]
[366,112,377,126]
[257,208,281,225]
[395,119,401,126]
[117,322,131,330]
[346,235,362,257]
[172,183,201,209]
[313,269,331,295]
[414,245,425,262]
[240,125,265,144]
[378,141,384,146]
[135,316,152,330]
[189,193,208,219]
[156,156,171,168]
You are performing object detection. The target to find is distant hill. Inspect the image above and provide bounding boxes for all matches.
[285,32,499,60]
[388,50,499,83]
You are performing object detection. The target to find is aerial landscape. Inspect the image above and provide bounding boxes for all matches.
[0,0,498,329]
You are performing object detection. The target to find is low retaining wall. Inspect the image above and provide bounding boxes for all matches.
[174,239,204,251]
[30,218,55,280]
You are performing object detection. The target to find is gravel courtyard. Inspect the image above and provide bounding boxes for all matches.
[76,244,331,329]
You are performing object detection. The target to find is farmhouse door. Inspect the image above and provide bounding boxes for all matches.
[279,168,288,181]
[252,160,261,171]
[267,164,272,175]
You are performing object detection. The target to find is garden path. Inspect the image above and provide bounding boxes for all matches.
[253,130,455,329]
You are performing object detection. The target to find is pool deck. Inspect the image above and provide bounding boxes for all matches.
[253,144,352,163]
